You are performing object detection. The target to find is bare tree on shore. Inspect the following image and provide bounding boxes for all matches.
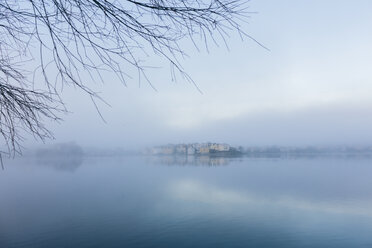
[0,0,257,156]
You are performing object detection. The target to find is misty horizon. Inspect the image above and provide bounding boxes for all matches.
[15,0,372,151]
[2,1,372,247]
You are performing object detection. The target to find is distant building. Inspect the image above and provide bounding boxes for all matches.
[161,145,175,155]
[187,145,195,155]
[198,144,210,154]
[216,143,230,152]
[175,144,187,154]
[209,143,219,150]
[148,142,236,155]
[150,147,163,155]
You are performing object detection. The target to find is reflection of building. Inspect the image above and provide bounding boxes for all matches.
[147,155,230,166]
[147,142,235,156]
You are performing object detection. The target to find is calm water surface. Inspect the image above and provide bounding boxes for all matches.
[1,155,372,247]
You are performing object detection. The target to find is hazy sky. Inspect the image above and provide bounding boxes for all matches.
[30,0,372,149]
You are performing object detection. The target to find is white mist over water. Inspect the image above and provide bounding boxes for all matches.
[20,0,372,150]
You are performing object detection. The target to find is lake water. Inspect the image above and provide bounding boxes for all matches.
[1,155,372,247]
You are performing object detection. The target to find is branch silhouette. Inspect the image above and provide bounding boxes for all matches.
[0,0,254,155]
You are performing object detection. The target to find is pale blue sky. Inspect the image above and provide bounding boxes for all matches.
[29,0,372,149]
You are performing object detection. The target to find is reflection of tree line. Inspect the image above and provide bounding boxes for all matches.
[244,152,372,159]
[147,152,372,166]
[35,143,84,172]
[147,155,234,166]
[243,146,372,158]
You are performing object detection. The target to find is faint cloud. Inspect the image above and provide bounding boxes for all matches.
[167,179,372,217]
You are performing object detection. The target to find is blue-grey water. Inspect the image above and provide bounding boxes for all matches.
[1,155,372,247]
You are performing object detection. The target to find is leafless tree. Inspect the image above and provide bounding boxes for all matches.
[0,0,256,156]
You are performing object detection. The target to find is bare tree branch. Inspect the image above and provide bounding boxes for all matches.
[0,0,256,155]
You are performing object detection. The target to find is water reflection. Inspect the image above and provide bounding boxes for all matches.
[245,153,372,159]
[146,153,372,167]
[146,155,240,166]
[167,179,372,218]
[2,156,372,247]
[34,143,84,172]
[35,155,83,172]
